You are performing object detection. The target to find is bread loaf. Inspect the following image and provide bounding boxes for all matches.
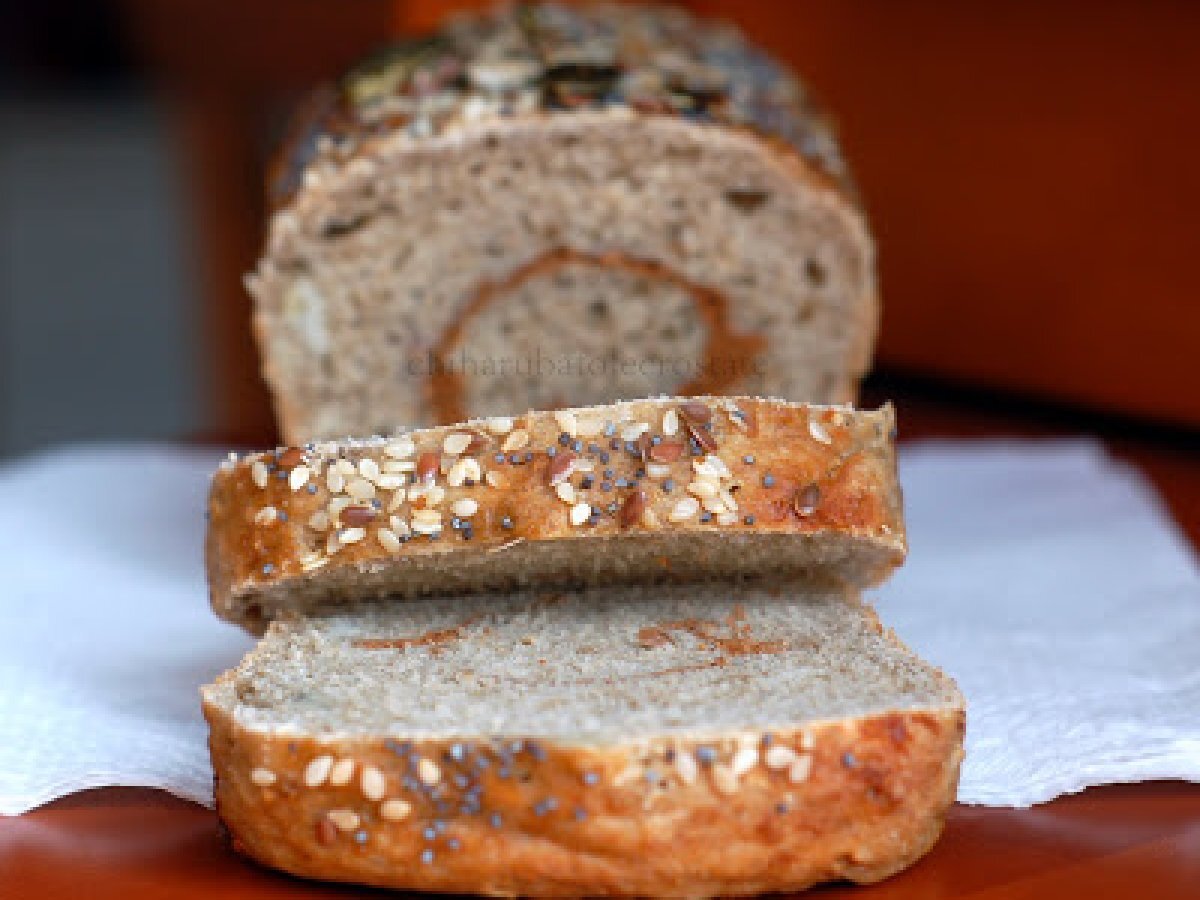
[207,397,904,631]
[203,581,964,897]
[248,2,878,443]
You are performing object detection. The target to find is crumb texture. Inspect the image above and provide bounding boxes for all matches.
[203,583,965,897]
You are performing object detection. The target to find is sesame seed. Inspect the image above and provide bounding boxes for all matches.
[358,458,381,482]
[418,757,441,786]
[329,757,355,786]
[675,750,698,785]
[744,514,756,525]
[731,744,758,776]
[494,453,506,464]
[449,743,466,762]
[452,498,479,518]
[250,460,269,489]
[346,477,375,501]
[573,807,588,821]
[447,837,462,851]
[581,771,599,785]
[444,432,472,456]
[603,422,617,437]
[599,451,610,464]
[411,509,442,535]
[766,745,798,770]
[763,474,776,488]
[261,563,275,576]
[533,797,558,816]
[501,429,529,454]
[569,502,591,526]
[554,410,578,437]
[377,527,402,553]
[250,767,276,787]
[304,755,334,788]
[662,409,679,436]
[423,826,437,841]
[306,483,318,494]
[500,515,514,530]
[384,438,416,459]
[600,481,612,492]
[809,418,833,444]
[354,830,368,844]
[489,812,503,828]
[700,511,712,523]
[776,801,790,814]
[275,469,287,480]
[695,746,716,765]
[339,526,366,544]
[842,752,858,769]
[662,478,675,492]
[327,809,360,832]
[743,455,756,465]
[669,497,700,522]
[360,765,387,801]
[421,849,434,865]
[508,454,521,465]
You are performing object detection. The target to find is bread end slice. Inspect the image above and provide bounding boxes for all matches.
[202,582,963,896]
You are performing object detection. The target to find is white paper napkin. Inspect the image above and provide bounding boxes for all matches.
[1,439,1197,814]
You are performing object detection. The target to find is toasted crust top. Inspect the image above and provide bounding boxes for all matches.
[269,2,854,212]
[206,397,904,628]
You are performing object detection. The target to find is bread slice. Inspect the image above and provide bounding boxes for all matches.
[250,3,877,442]
[203,581,964,897]
[207,397,905,632]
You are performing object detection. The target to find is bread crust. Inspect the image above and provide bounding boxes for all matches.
[206,398,905,632]
[204,689,963,897]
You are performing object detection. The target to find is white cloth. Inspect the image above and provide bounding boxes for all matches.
[1,440,1197,814]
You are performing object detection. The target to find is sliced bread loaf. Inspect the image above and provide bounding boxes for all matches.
[203,581,964,897]
[249,2,877,443]
[207,397,904,631]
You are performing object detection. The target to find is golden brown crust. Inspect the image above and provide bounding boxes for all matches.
[204,693,963,897]
[207,398,905,631]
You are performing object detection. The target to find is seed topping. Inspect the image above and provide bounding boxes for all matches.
[380,798,412,821]
[326,757,355,787]
[304,755,334,788]
[794,483,821,517]
[360,765,387,801]
[619,490,647,529]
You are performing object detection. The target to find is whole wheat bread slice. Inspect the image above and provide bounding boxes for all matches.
[249,3,877,442]
[203,581,964,897]
[207,397,904,632]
